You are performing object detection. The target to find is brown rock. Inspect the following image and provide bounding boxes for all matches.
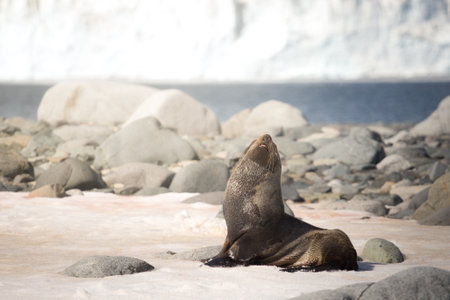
[413,173,450,220]
[28,184,66,198]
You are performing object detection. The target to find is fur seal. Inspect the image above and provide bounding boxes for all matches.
[205,134,358,272]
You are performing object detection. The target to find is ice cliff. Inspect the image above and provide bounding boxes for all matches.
[0,0,449,81]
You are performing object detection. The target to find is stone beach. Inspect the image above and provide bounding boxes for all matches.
[1,81,450,299]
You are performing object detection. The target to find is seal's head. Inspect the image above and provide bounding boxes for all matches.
[243,134,281,173]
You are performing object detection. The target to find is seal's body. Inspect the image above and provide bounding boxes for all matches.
[206,134,358,271]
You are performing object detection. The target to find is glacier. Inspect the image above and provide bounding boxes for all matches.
[0,0,449,81]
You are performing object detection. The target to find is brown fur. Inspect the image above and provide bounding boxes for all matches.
[205,134,358,271]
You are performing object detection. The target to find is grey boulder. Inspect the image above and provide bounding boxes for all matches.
[102,162,174,190]
[169,160,229,193]
[362,238,404,264]
[63,255,154,278]
[313,127,385,166]
[35,158,105,190]
[93,117,198,169]
[295,266,450,300]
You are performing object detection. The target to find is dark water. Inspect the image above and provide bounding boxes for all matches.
[1,81,450,124]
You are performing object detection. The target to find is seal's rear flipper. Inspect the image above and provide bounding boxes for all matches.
[203,256,239,267]
[280,262,343,273]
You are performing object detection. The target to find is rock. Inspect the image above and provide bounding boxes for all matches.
[411,95,450,137]
[124,89,220,136]
[93,117,198,169]
[135,186,170,196]
[295,266,450,300]
[182,191,225,205]
[35,158,106,190]
[293,283,372,300]
[54,139,98,162]
[273,137,315,157]
[362,266,450,300]
[169,160,229,193]
[66,189,84,196]
[221,109,251,138]
[298,126,340,142]
[161,245,221,261]
[428,161,447,182]
[312,127,385,166]
[0,145,33,179]
[3,117,42,135]
[390,184,430,202]
[21,129,63,158]
[362,238,404,264]
[320,198,387,216]
[376,154,412,173]
[284,125,323,140]
[390,146,432,167]
[323,163,350,180]
[38,81,158,126]
[0,134,32,149]
[63,255,154,278]
[374,194,403,206]
[53,124,114,143]
[102,163,174,190]
[13,173,34,185]
[28,184,66,198]
[222,100,308,138]
[413,173,450,220]
[419,206,450,225]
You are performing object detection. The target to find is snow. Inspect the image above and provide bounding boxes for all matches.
[0,191,449,299]
[0,0,450,82]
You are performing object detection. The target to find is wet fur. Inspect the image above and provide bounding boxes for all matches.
[205,134,358,272]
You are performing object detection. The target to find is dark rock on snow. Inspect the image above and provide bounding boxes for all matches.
[63,255,154,278]
[295,266,450,300]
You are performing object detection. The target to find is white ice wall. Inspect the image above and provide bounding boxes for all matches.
[1,0,449,81]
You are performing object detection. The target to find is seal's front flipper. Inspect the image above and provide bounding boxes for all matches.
[203,256,239,267]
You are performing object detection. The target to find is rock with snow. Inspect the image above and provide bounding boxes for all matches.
[169,160,229,193]
[93,117,198,169]
[35,158,105,191]
[37,81,158,126]
[63,256,154,278]
[102,162,174,190]
[124,89,220,136]
[411,96,450,137]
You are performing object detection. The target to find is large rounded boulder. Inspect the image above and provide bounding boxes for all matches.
[93,117,198,169]
[411,95,450,137]
[124,89,220,136]
[37,81,158,126]
[222,100,308,138]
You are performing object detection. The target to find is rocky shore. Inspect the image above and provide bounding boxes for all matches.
[1,80,449,224]
[1,80,450,298]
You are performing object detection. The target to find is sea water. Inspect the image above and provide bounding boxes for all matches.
[1,80,450,124]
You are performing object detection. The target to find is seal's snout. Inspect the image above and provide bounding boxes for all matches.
[258,134,272,151]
